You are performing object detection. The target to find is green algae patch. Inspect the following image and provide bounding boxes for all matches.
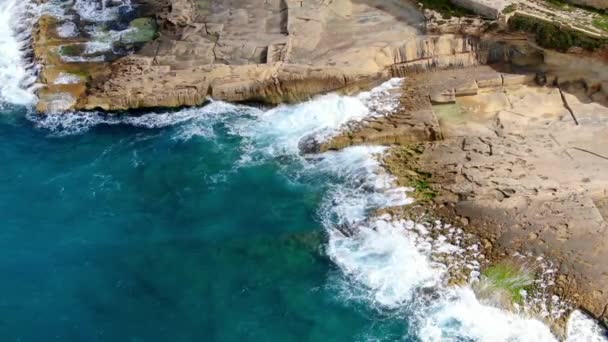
[121,18,158,44]
[58,44,85,57]
[383,146,438,202]
[480,261,536,304]
[68,69,91,80]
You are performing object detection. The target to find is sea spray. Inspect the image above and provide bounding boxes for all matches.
[567,311,608,342]
[0,0,39,106]
[27,100,254,136]
[231,79,403,160]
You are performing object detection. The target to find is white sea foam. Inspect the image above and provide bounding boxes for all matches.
[567,311,608,342]
[56,21,77,38]
[54,72,83,85]
[27,100,252,136]
[230,78,403,164]
[241,81,604,341]
[419,287,558,341]
[327,218,442,308]
[311,145,559,341]
[0,0,39,107]
[73,0,132,22]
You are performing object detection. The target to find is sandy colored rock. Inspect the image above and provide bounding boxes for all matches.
[35,0,528,111]
[390,78,608,325]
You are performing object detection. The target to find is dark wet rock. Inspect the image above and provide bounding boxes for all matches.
[298,135,322,155]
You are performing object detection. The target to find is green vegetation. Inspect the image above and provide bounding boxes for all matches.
[544,0,572,10]
[417,0,475,19]
[509,15,607,51]
[592,16,608,31]
[382,145,438,203]
[541,0,608,31]
[482,262,535,304]
[399,147,437,201]
[413,178,437,201]
[121,18,158,44]
[502,4,517,14]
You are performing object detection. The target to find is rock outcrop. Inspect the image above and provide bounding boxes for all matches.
[324,65,608,328]
[32,0,608,112]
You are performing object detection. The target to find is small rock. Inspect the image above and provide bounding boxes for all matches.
[460,216,469,226]
[430,89,456,104]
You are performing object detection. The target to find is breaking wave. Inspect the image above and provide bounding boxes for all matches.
[0,0,39,107]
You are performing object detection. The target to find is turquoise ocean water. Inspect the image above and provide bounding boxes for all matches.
[0,103,413,341]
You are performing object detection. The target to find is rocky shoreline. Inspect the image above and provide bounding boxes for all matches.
[319,65,608,333]
[28,0,608,336]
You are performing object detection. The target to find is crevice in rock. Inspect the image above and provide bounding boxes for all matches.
[569,147,608,161]
[558,86,579,126]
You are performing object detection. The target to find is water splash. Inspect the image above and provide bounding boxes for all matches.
[0,0,39,107]
[27,100,251,136]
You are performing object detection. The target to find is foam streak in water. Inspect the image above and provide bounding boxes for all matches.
[27,100,256,137]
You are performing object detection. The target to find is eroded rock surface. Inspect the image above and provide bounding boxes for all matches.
[71,0,426,110]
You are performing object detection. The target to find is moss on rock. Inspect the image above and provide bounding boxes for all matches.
[592,16,608,31]
[58,44,85,57]
[502,4,517,14]
[383,146,438,202]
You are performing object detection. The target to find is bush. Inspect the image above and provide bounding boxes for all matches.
[509,15,606,51]
[502,4,517,14]
[417,0,475,19]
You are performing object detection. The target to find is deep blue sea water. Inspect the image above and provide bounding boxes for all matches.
[0,104,413,341]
